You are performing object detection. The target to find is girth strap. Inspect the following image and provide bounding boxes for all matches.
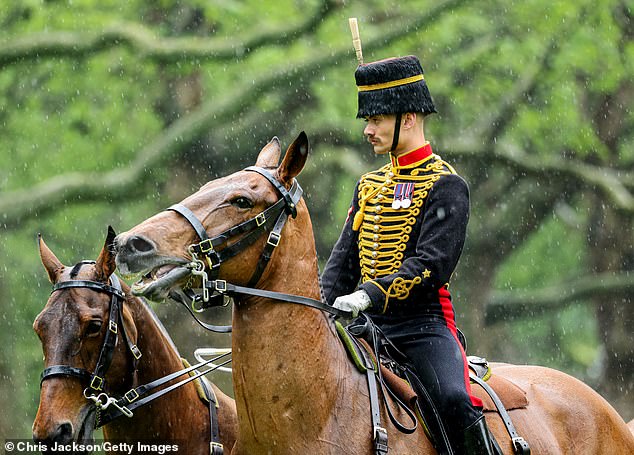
[470,375,530,455]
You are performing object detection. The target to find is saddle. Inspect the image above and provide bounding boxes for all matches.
[336,318,530,455]
[378,354,528,413]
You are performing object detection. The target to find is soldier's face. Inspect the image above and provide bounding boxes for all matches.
[363,114,396,155]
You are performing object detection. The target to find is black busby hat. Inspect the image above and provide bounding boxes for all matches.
[354,55,436,118]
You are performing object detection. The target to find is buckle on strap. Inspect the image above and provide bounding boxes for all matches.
[90,375,104,391]
[373,426,388,453]
[255,212,266,226]
[130,345,142,360]
[199,239,214,254]
[267,231,281,247]
[215,280,227,293]
[109,320,118,334]
[124,389,140,403]
[512,436,531,454]
[210,442,224,455]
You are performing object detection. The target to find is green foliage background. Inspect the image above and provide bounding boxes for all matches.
[0,0,632,438]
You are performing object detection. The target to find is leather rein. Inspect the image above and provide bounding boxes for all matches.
[39,266,231,429]
[167,166,352,333]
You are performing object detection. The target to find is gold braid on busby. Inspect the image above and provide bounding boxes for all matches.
[355,55,436,118]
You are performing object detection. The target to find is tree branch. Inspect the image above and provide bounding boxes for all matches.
[445,140,634,212]
[0,0,340,69]
[1,0,468,228]
[485,271,634,325]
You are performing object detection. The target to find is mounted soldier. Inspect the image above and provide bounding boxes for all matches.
[321,27,500,454]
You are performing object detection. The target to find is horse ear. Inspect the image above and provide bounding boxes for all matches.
[255,136,282,168]
[277,131,309,186]
[95,226,117,281]
[38,234,65,284]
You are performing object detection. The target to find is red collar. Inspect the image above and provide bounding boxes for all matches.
[390,143,433,167]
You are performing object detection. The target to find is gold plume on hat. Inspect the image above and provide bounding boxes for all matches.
[348,18,363,65]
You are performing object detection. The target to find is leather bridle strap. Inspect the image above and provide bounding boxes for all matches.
[96,351,232,427]
[168,203,210,243]
[167,172,302,285]
[41,276,129,391]
[40,365,91,385]
[202,280,352,319]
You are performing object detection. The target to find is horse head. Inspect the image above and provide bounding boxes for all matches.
[33,227,139,448]
[114,131,313,302]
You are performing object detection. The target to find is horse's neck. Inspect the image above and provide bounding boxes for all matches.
[128,295,185,383]
[231,215,352,443]
[104,292,206,440]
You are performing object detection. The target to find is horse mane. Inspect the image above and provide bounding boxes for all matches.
[135,295,181,357]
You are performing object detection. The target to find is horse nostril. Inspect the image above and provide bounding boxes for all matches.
[129,236,154,253]
[53,422,73,443]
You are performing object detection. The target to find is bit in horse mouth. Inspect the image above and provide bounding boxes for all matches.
[131,264,191,298]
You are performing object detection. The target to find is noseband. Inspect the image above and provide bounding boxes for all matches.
[40,267,141,394]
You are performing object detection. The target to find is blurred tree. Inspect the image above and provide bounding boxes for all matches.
[0,0,632,437]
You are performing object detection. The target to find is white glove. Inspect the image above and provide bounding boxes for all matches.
[333,290,371,317]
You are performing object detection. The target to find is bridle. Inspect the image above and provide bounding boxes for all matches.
[166,166,352,332]
[38,263,231,435]
[39,265,142,423]
[40,267,137,394]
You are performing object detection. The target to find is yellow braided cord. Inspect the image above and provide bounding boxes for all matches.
[356,156,455,311]
[357,74,424,92]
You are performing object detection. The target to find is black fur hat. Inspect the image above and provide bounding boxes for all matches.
[355,55,436,118]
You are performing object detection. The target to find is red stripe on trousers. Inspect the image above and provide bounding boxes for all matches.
[438,286,484,408]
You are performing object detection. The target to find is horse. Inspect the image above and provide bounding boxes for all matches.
[33,228,238,454]
[114,132,634,454]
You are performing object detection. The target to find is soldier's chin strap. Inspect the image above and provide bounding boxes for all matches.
[390,113,402,152]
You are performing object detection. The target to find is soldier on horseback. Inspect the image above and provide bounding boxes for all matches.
[321,54,501,454]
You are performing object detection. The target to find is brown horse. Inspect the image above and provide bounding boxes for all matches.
[114,132,634,454]
[33,229,238,454]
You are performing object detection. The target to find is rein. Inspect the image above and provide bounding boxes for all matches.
[39,267,232,431]
[167,166,352,332]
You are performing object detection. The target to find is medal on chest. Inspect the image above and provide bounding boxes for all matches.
[392,182,415,209]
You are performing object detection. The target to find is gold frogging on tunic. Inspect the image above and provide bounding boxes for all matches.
[356,155,456,303]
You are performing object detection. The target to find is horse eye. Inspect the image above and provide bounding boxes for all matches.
[231,196,253,209]
[85,320,103,337]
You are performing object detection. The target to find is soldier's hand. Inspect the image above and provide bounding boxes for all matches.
[333,290,371,317]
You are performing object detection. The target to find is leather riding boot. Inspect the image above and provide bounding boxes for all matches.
[462,416,503,455]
